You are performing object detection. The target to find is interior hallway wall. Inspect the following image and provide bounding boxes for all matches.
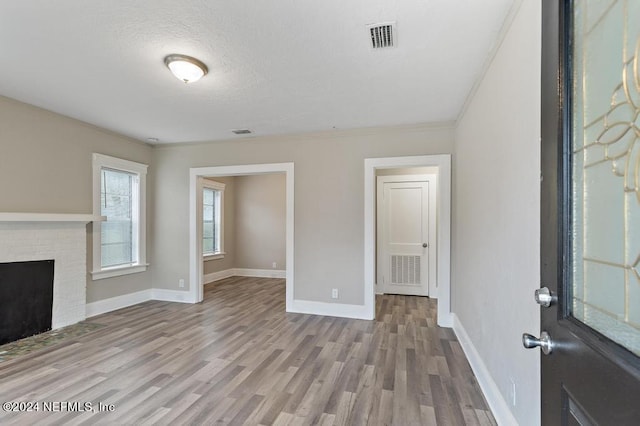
[452,1,541,425]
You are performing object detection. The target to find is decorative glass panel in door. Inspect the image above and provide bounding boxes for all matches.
[571,0,640,356]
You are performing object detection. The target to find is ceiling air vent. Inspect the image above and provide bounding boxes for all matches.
[232,129,252,135]
[367,22,396,49]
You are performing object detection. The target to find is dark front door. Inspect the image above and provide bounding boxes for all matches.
[537,0,640,424]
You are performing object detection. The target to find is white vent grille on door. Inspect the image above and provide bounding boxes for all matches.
[367,23,396,49]
[391,255,420,284]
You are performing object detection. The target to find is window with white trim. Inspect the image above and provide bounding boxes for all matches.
[202,179,225,259]
[92,154,148,280]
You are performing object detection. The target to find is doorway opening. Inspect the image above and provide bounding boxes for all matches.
[189,163,294,311]
[364,155,451,326]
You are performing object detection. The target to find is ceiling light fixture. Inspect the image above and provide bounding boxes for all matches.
[164,54,208,83]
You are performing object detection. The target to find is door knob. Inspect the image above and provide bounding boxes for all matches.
[422,243,428,248]
[522,331,554,355]
[534,287,555,307]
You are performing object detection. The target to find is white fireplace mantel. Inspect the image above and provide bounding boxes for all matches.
[0,213,105,222]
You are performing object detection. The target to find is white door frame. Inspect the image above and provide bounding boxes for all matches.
[189,163,294,311]
[364,155,452,327]
[377,174,437,297]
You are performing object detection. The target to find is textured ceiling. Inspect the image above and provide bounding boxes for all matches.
[0,0,515,144]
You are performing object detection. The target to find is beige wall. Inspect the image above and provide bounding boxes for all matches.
[0,96,154,303]
[152,124,454,305]
[203,176,236,275]
[452,1,541,424]
[235,173,286,270]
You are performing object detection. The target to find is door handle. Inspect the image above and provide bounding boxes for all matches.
[422,243,428,248]
[534,287,555,307]
[522,331,554,355]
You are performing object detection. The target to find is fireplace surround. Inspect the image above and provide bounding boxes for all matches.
[0,213,103,332]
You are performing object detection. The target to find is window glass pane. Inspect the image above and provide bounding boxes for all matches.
[203,205,214,221]
[203,222,214,239]
[203,188,219,255]
[214,191,220,253]
[203,188,214,205]
[203,237,214,254]
[101,168,135,267]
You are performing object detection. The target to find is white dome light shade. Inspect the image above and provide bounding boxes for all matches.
[164,54,208,83]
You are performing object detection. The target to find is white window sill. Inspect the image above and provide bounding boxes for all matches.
[204,252,226,261]
[91,264,149,280]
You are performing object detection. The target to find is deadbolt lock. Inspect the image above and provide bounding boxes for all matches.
[534,286,555,308]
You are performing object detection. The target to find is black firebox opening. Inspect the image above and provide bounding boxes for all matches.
[0,260,55,345]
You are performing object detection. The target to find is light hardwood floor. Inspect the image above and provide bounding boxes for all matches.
[0,277,495,425]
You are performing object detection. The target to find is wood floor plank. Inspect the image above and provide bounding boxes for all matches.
[0,277,495,425]
[334,391,356,426]
[292,360,342,423]
[244,390,291,425]
[420,404,438,425]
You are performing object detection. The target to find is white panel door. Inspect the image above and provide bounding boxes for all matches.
[378,179,431,296]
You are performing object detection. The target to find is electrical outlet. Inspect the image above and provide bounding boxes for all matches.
[179,279,185,288]
[331,288,339,299]
[272,262,277,269]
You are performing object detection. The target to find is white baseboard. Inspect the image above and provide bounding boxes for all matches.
[204,269,235,284]
[86,290,152,318]
[151,288,196,303]
[289,299,374,320]
[438,312,454,328]
[452,314,517,426]
[234,268,286,279]
[86,288,196,318]
[205,268,286,284]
